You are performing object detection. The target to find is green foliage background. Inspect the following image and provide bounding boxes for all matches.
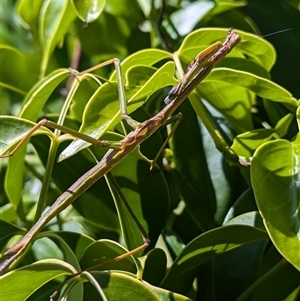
[0,0,299,300]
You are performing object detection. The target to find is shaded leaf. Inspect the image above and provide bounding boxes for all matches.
[80,239,136,272]
[161,225,268,294]
[0,46,37,93]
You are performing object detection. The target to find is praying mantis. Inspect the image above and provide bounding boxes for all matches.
[0,28,241,279]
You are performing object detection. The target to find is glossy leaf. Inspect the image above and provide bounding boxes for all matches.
[0,116,53,209]
[19,68,71,120]
[0,203,19,222]
[161,225,268,294]
[0,116,53,155]
[0,259,76,301]
[84,271,161,300]
[231,128,279,158]
[110,49,173,80]
[203,68,298,112]
[80,239,136,272]
[1,4,299,301]
[3,69,70,208]
[275,113,295,137]
[223,188,258,224]
[72,0,106,22]
[149,284,193,301]
[59,61,177,160]
[178,28,276,70]
[39,0,76,76]
[225,211,264,229]
[251,134,300,270]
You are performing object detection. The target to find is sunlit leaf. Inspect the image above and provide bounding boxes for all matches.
[0,259,76,301]
[39,0,76,76]
[3,69,70,208]
[251,134,300,270]
[178,28,276,71]
[59,62,176,160]
[204,68,298,112]
[85,271,162,300]
[71,0,106,22]
[0,116,53,155]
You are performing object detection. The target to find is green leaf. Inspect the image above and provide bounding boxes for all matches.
[169,100,218,230]
[0,46,37,93]
[80,239,136,272]
[198,79,255,133]
[149,284,193,301]
[89,133,170,252]
[143,248,167,286]
[19,68,71,120]
[0,116,53,155]
[2,69,70,208]
[36,231,91,271]
[161,225,268,294]
[223,188,258,224]
[71,0,106,22]
[59,61,177,160]
[52,231,95,262]
[178,28,276,71]
[225,211,264,229]
[39,0,76,76]
[104,0,143,21]
[0,203,19,222]
[0,116,53,209]
[251,134,300,270]
[251,258,300,301]
[204,68,298,112]
[110,49,173,80]
[283,286,300,301]
[0,259,76,301]
[31,237,64,261]
[232,113,295,159]
[275,113,295,137]
[76,12,129,58]
[0,220,24,251]
[17,0,43,43]
[231,128,279,159]
[84,271,161,300]
[30,134,119,230]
